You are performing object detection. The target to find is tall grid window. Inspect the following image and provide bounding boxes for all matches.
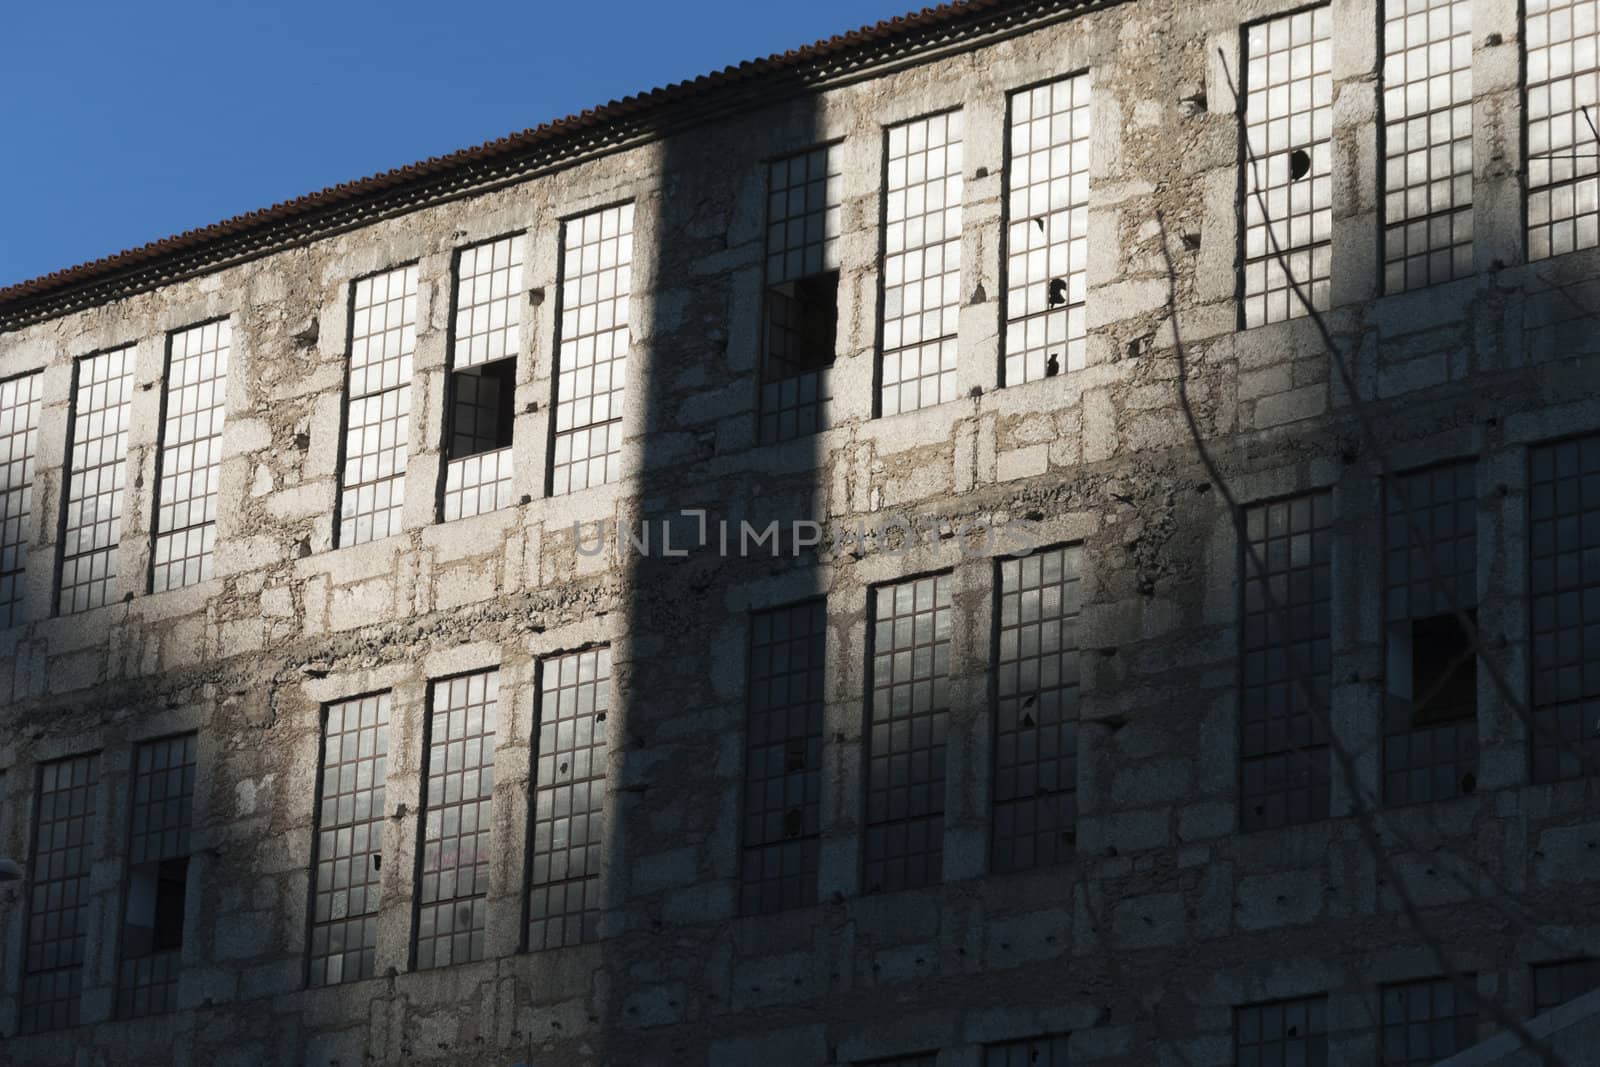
[1381,0,1472,291]
[865,574,950,893]
[152,321,230,591]
[1529,434,1600,781]
[1384,463,1478,805]
[0,370,42,627]
[1532,958,1600,1014]
[1242,7,1332,327]
[20,753,99,1034]
[1241,492,1332,830]
[761,146,842,442]
[741,601,825,914]
[59,346,135,614]
[552,204,633,495]
[118,734,196,1018]
[993,546,1082,873]
[1004,74,1091,382]
[1235,996,1328,1067]
[338,265,416,547]
[1526,0,1600,259]
[1380,977,1477,1065]
[879,111,964,415]
[308,693,389,987]
[986,1034,1070,1067]
[415,669,497,969]
[443,236,521,521]
[528,647,610,950]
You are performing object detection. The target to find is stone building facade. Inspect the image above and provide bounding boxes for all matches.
[1,0,1598,1064]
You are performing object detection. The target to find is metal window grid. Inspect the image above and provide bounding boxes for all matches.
[528,647,610,950]
[865,573,951,892]
[1004,74,1092,382]
[1242,7,1333,327]
[415,669,497,969]
[1532,958,1600,1014]
[444,236,521,517]
[308,693,389,987]
[1382,0,1473,290]
[59,347,135,614]
[857,1056,939,1067]
[1529,434,1600,781]
[993,545,1082,873]
[152,321,230,591]
[879,110,964,415]
[985,1034,1071,1067]
[1235,996,1329,1067]
[118,733,196,1018]
[552,204,633,495]
[1383,462,1478,804]
[1526,0,1600,259]
[20,753,99,1034]
[1241,492,1333,830]
[338,266,416,546]
[761,145,841,442]
[1380,977,1478,1065]
[0,370,42,627]
[741,600,825,914]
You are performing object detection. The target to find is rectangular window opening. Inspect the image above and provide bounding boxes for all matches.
[443,235,521,521]
[1241,7,1332,326]
[527,647,611,950]
[740,601,825,914]
[1003,73,1091,383]
[1384,461,1478,804]
[0,370,43,627]
[20,753,99,1034]
[878,111,964,416]
[1380,977,1478,1066]
[1235,995,1328,1066]
[985,1034,1071,1067]
[308,694,389,987]
[1526,0,1600,259]
[1529,435,1600,781]
[338,266,417,547]
[761,145,841,442]
[864,573,951,892]
[118,733,196,1018]
[152,320,230,591]
[1532,958,1600,1015]
[59,347,135,614]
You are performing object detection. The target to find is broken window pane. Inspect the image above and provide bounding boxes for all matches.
[1235,995,1328,1067]
[1380,977,1478,1065]
[1529,434,1600,781]
[0,370,43,627]
[864,573,951,891]
[1241,7,1332,326]
[552,204,633,495]
[20,753,99,1033]
[60,346,135,613]
[1532,958,1600,1015]
[741,601,825,914]
[528,647,610,950]
[1526,0,1600,259]
[415,670,497,969]
[119,733,196,1018]
[1240,492,1332,830]
[309,693,389,987]
[879,111,964,415]
[1004,73,1091,382]
[444,235,522,519]
[1384,462,1478,804]
[1381,0,1472,290]
[993,545,1082,873]
[762,145,841,442]
[338,265,416,546]
[153,321,230,591]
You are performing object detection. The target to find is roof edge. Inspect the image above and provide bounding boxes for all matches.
[0,0,1107,332]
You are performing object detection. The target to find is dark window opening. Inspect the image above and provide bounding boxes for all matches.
[765,273,838,381]
[1409,613,1476,726]
[448,358,516,460]
[123,857,189,959]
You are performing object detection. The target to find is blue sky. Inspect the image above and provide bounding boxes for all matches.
[0,0,922,287]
